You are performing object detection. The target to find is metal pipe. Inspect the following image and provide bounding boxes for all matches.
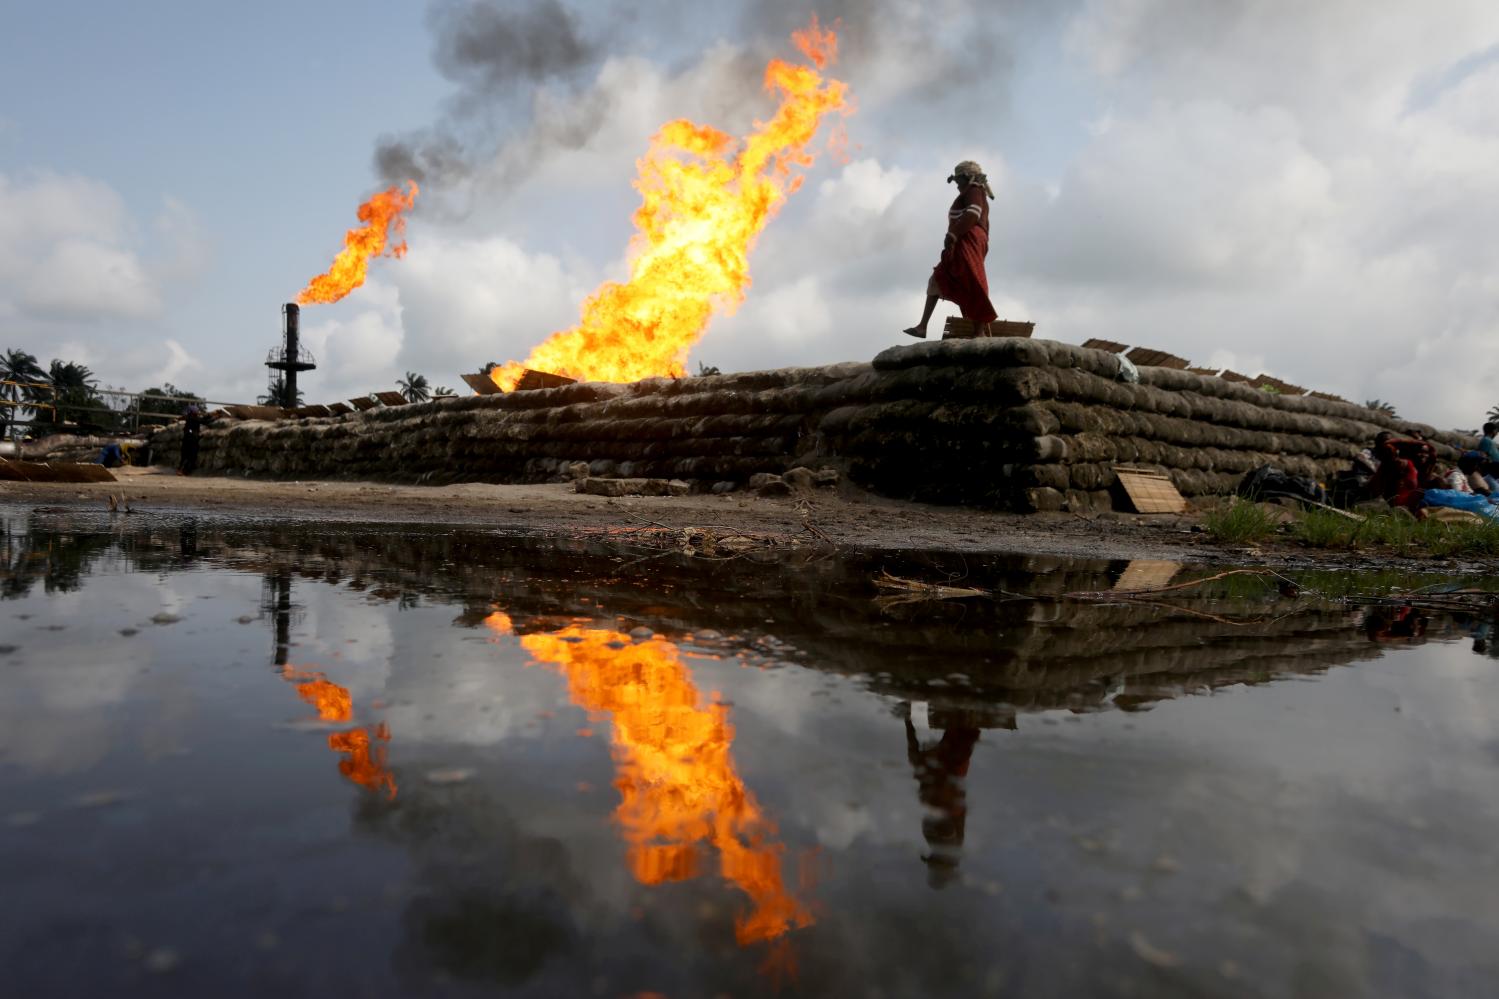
[283,302,301,404]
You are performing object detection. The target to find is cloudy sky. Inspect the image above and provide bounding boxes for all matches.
[4,0,1498,427]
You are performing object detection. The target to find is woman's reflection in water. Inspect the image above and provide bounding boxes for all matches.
[899,702,981,889]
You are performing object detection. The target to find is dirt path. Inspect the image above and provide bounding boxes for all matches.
[1,467,1488,573]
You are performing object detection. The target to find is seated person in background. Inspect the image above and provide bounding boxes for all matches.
[1332,446,1383,506]
[1368,432,1425,514]
[1479,422,1499,464]
[1484,460,1499,496]
[1475,420,1499,489]
[1456,452,1499,500]
[1440,462,1474,493]
[1386,433,1438,486]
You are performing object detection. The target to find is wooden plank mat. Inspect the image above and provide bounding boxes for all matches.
[461,372,503,396]
[513,369,577,391]
[1113,466,1187,514]
[1125,347,1190,370]
[1082,338,1128,353]
[942,317,1036,340]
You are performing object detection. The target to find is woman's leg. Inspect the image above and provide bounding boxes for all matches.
[904,295,939,339]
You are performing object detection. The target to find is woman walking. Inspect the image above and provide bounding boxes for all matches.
[904,161,998,339]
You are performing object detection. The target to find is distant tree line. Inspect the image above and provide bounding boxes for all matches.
[2,347,203,439]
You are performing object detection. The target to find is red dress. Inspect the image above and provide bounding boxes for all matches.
[930,185,998,324]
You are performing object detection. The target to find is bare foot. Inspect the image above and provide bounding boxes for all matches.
[902,326,927,339]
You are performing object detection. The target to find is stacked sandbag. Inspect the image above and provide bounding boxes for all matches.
[148,363,868,487]
[824,339,1464,511]
[149,340,1462,510]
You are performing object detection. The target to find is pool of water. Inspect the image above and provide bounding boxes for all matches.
[2,509,1497,998]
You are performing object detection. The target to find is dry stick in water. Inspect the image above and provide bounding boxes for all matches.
[1065,568,1273,600]
[874,568,1284,623]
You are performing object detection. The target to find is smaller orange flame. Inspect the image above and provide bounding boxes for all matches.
[281,666,354,723]
[329,724,398,799]
[280,664,397,799]
[297,181,419,305]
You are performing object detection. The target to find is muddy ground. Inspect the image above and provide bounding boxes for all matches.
[3,466,1493,574]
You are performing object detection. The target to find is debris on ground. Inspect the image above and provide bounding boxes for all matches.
[0,458,117,483]
[574,477,690,497]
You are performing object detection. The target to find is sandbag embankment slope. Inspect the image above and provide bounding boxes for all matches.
[830,338,1462,510]
[149,340,1458,510]
[147,363,870,485]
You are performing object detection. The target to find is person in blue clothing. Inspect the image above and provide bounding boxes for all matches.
[1476,423,1499,493]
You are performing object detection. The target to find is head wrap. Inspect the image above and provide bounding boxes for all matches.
[948,160,995,200]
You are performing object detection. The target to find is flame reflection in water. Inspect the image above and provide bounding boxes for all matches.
[281,665,397,800]
[485,613,812,962]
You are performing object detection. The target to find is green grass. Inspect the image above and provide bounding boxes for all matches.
[1291,508,1357,548]
[1201,499,1499,558]
[1202,498,1281,545]
[1290,507,1499,557]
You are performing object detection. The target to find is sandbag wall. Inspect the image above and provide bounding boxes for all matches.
[826,339,1463,510]
[149,339,1462,511]
[148,363,869,486]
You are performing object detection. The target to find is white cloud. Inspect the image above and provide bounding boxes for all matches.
[392,233,586,376]
[149,338,201,388]
[0,172,165,322]
[299,280,407,400]
[21,238,160,320]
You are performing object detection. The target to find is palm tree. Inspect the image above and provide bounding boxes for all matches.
[44,359,101,430]
[259,376,303,408]
[1486,404,1499,424]
[1,349,46,438]
[135,382,203,422]
[430,385,455,398]
[397,371,430,403]
[1365,399,1398,419]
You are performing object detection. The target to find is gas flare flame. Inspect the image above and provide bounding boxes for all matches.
[493,615,812,961]
[488,17,849,392]
[297,181,419,305]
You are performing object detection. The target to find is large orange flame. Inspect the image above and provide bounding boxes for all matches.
[488,18,849,392]
[515,623,812,954]
[281,664,397,799]
[297,181,419,305]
